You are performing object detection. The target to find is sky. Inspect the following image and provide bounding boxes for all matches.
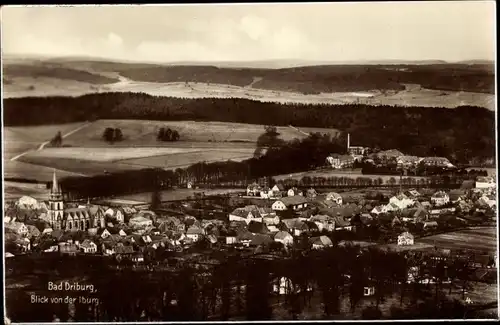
[1,2,496,63]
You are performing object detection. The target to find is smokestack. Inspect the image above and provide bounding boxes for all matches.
[347,133,350,151]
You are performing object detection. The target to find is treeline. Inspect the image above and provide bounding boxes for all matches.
[360,163,489,177]
[4,93,495,163]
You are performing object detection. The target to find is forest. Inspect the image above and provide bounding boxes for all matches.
[3,93,495,163]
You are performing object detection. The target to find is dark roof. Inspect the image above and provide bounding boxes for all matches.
[250,234,272,246]
[248,221,269,234]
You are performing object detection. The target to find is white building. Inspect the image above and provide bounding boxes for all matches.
[397,232,414,246]
[431,191,450,207]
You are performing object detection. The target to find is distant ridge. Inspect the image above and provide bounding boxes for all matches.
[3,53,494,69]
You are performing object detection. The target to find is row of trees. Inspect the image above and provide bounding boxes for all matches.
[157,127,180,142]
[102,127,124,143]
[4,93,495,164]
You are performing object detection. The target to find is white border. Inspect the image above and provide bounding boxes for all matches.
[1,2,499,323]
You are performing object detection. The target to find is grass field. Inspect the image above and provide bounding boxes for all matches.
[120,149,255,169]
[417,227,497,253]
[20,147,204,162]
[61,119,319,147]
[116,188,244,203]
[3,122,88,159]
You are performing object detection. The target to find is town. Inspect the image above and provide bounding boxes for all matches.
[4,158,497,320]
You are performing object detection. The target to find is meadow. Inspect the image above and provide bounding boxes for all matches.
[60,119,318,147]
[416,227,497,253]
[6,119,334,183]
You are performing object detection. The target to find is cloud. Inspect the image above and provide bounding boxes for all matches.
[239,15,268,41]
[107,33,123,48]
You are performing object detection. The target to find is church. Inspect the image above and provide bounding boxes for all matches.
[48,170,105,231]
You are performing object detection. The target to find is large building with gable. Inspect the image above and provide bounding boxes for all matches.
[48,170,105,231]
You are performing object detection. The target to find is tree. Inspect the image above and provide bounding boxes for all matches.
[150,187,162,211]
[157,127,166,141]
[171,130,180,141]
[49,131,63,147]
[114,128,123,142]
[102,128,115,143]
[165,128,173,141]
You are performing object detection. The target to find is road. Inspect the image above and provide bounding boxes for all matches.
[10,121,92,162]
[288,125,310,137]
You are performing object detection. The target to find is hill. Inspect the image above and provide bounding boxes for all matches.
[3,58,495,108]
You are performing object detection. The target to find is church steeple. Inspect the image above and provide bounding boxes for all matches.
[51,169,61,194]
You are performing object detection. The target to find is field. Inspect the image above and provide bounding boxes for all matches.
[60,119,317,147]
[116,188,244,203]
[416,227,497,253]
[120,149,255,169]
[6,119,334,183]
[3,58,495,110]
[3,122,88,160]
[20,147,204,162]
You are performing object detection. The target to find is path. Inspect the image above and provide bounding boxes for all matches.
[10,121,93,162]
[288,125,310,137]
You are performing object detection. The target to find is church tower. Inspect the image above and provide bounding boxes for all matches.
[48,169,64,230]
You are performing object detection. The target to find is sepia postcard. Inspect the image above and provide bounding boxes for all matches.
[1,2,498,323]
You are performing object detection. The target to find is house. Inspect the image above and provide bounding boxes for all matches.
[423,221,438,229]
[377,149,404,163]
[389,193,415,210]
[401,207,428,223]
[332,215,353,231]
[26,225,41,239]
[475,176,496,189]
[104,208,125,223]
[263,215,280,226]
[431,191,450,207]
[309,214,335,232]
[272,196,309,211]
[420,157,455,168]
[132,253,144,263]
[274,231,293,246]
[281,218,307,236]
[248,221,269,235]
[246,183,262,196]
[99,228,112,239]
[250,233,273,247]
[186,225,204,242]
[397,232,414,246]
[448,189,466,203]
[229,207,263,224]
[371,206,384,215]
[397,156,421,168]
[5,222,29,236]
[59,242,78,255]
[236,230,254,247]
[382,203,400,213]
[260,187,273,199]
[326,154,355,169]
[325,192,343,205]
[309,235,333,250]
[287,187,301,197]
[129,216,153,229]
[271,184,285,197]
[404,189,421,199]
[306,188,318,199]
[79,239,97,253]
